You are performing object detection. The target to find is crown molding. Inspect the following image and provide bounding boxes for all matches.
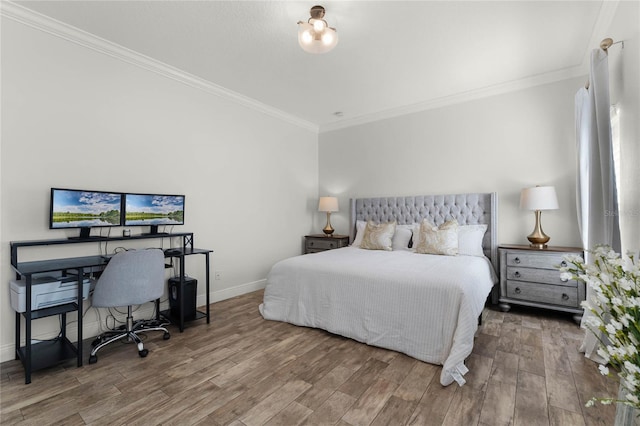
[0,1,319,134]
[319,65,587,133]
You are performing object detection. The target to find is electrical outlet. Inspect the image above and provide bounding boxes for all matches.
[214,271,222,280]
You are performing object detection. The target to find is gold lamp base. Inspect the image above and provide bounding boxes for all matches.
[323,212,334,236]
[527,210,550,249]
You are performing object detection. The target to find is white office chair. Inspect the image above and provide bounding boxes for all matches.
[89,249,170,364]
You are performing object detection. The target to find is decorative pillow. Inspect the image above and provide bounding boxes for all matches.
[458,224,488,257]
[414,219,459,256]
[392,226,413,251]
[351,220,367,247]
[360,221,396,251]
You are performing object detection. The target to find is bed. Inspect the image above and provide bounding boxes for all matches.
[259,193,498,386]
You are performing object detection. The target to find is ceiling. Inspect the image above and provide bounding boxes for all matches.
[9,1,615,132]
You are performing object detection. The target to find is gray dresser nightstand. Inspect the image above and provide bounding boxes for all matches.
[304,234,349,254]
[499,244,585,324]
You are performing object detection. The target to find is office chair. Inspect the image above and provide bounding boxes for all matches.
[89,249,170,364]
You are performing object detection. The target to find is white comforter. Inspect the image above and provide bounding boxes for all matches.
[259,247,496,386]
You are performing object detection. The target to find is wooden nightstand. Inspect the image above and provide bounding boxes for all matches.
[498,244,585,324]
[304,234,349,254]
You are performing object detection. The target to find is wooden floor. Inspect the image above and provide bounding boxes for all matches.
[0,290,619,425]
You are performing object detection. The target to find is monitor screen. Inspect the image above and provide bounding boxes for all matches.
[50,188,123,231]
[124,193,185,229]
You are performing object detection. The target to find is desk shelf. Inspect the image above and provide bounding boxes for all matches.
[11,233,195,270]
[160,309,207,324]
[23,302,78,320]
[16,338,78,372]
[164,247,211,256]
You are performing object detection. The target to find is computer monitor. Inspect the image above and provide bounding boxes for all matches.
[124,193,185,235]
[50,188,123,239]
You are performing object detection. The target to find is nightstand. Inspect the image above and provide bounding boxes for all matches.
[304,234,349,254]
[498,244,585,324]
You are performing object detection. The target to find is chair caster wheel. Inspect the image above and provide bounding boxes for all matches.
[138,349,149,358]
[163,332,171,340]
[89,355,98,364]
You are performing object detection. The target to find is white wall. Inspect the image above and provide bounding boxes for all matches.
[0,18,318,361]
[319,77,586,248]
[608,0,640,252]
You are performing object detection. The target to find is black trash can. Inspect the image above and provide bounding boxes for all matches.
[168,276,197,320]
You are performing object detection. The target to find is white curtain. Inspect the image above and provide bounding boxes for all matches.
[575,48,621,361]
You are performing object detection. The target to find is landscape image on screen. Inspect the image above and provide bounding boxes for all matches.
[125,194,184,226]
[52,190,122,228]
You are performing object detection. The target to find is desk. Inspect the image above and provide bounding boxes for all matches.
[10,233,211,384]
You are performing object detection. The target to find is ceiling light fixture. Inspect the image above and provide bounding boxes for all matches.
[297,5,338,54]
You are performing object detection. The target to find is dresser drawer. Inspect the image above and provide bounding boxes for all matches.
[506,266,577,287]
[304,235,350,254]
[306,238,341,251]
[506,252,569,270]
[506,280,578,308]
[305,248,326,254]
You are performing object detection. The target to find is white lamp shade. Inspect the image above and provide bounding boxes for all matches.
[520,186,559,211]
[298,22,338,54]
[318,196,338,212]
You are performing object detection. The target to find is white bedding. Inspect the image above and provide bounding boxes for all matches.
[259,246,496,386]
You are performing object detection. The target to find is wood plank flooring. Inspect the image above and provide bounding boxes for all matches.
[0,290,619,425]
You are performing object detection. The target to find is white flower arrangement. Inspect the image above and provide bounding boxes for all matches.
[560,245,640,410]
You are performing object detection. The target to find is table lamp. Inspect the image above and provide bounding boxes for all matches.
[318,196,338,236]
[520,185,559,249]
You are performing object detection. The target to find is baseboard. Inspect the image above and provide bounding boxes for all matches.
[1,280,266,363]
[198,279,266,307]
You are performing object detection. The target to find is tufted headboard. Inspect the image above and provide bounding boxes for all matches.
[350,192,498,278]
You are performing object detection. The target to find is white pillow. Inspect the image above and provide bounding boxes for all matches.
[458,224,488,257]
[414,219,459,256]
[360,221,396,251]
[351,220,367,247]
[392,226,413,251]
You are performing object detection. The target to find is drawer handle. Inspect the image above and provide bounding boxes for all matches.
[514,271,521,278]
[562,293,569,300]
[515,287,521,294]
[561,276,569,282]
[309,241,314,246]
[561,261,568,267]
[329,243,335,248]
[514,257,521,264]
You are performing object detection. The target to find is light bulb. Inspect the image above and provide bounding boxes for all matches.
[312,19,326,33]
[301,30,313,45]
[321,31,334,46]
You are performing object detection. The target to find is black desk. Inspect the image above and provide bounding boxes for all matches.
[10,233,211,384]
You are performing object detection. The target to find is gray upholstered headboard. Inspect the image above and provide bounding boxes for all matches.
[350,192,498,276]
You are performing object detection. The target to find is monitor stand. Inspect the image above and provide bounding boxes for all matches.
[68,227,105,241]
[142,225,168,236]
